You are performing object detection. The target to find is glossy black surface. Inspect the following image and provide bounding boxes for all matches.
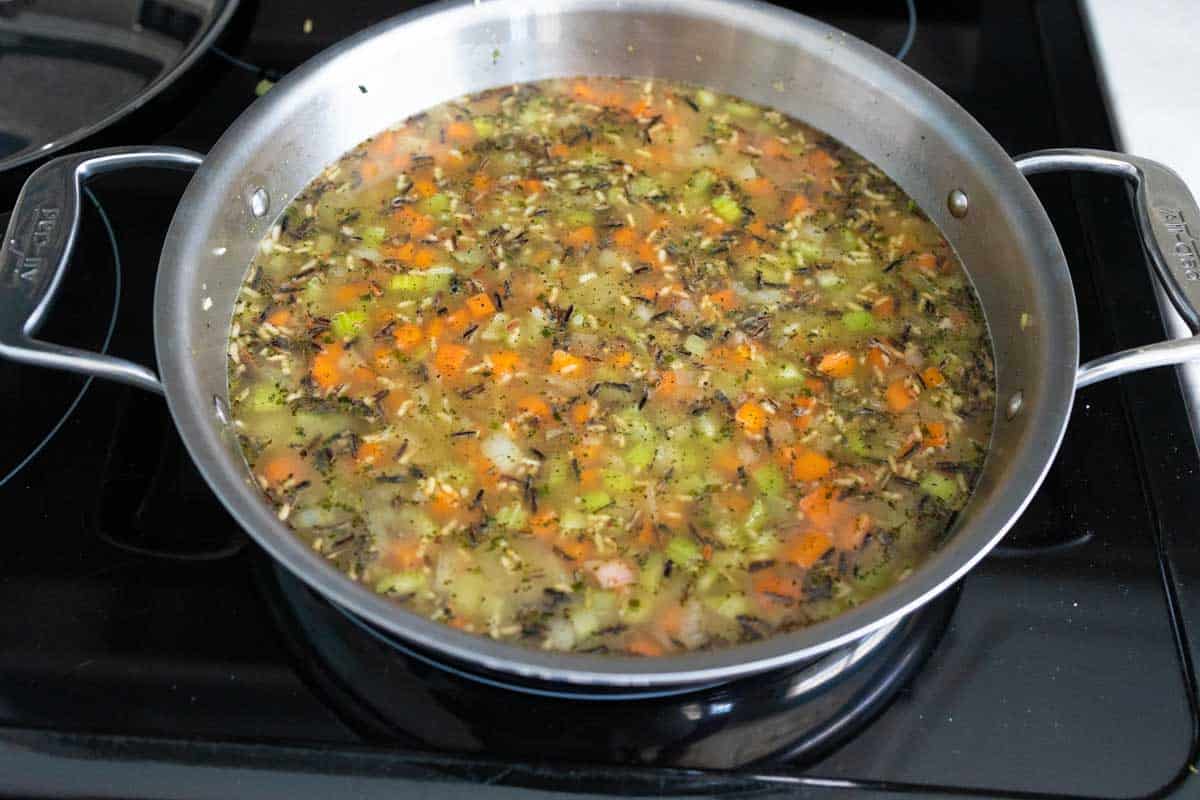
[0,1,1197,798]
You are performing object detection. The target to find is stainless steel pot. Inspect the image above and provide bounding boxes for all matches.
[3,0,1199,688]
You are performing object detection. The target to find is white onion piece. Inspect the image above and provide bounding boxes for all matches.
[482,434,524,473]
[732,161,758,181]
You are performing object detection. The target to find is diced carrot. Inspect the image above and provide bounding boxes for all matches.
[743,176,773,196]
[381,390,407,418]
[393,323,424,350]
[702,543,714,561]
[368,130,395,157]
[434,343,470,377]
[521,178,543,194]
[922,366,946,388]
[610,350,634,368]
[573,441,604,465]
[571,81,597,101]
[262,452,307,486]
[372,345,398,372]
[266,308,292,327]
[913,251,938,272]
[571,402,592,426]
[530,511,558,540]
[708,289,738,311]
[627,635,665,657]
[791,395,817,432]
[735,401,768,435]
[578,468,601,489]
[656,370,678,397]
[714,489,751,514]
[565,225,597,249]
[311,343,346,390]
[550,349,586,376]
[760,138,787,158]
[753,572,803,600]
[471,173,492,194]
[837,513,873,551]
[747,218,770,238]
[867,345,889,371]
[817,350,856,378]
[466,292,496,319]
[429,488,461,518]
[490,350,521,376]
[550,142,570,159]
[657,604,684,637]
[637,517,656,547]
[612,227,637,249]
[712,446,742,478]
[924,421,948,448]
[411,246,437,269]
[351,365,376,386]
[804,377,828,395]
[785,530,833,568]
[446,120,474,143]
[334,281,371,306]
[412,178,438,198]
[444,308,472,332]
[886,379,915,412]
[387,539,423,570]
[872,295,896,318]
[790,447,833,482]
[557,537,594,561]
[636,239,659,264]
[355,441,384,467]
[517,396,552,420]
[799,485,841,528]
[787,194,810,217]
[360,160,380,181]
[395,206,436,238]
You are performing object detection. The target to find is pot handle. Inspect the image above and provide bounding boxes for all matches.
[0,146,203,395]
[1014,148,1200,388]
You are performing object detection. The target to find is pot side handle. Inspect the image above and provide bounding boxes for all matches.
[1014,148,1200,388]
[0,146,204,395]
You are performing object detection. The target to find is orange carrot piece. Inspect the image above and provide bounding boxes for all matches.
[446,120,474,143]
[922,366,946,388]
[612,227,637,249]
[924,421,948,448]
[471,173,492,194]
[262,452,307,485]
[867,345,889,371]
[333,281,371,306]
[521,178,543,194]
[266,308,292,327]
[360,160,380,181]
[656,370,678,396]
[817,350,856,378]
[490,350,521,376]
[787,194,810,217]
[627,635,666,657]
[790,447,833,482]
[434,343,470,377]
[529,511,559,540]
[886,379,915,412]
[743,176,773,196]
[799,486,841,528]
[311,343,346,390]
[565,226,597,249]
[412,178,438,198]
[753,572,803,600]
[466,292,496,319]
[913,251,938,272]
[393,323,424,351]
[610,350,634,368]
[550,349,586,376]
[708,289,738,311]
[570,402,592,426]
[786,530,833,568]
[355,441,384,467]
[517,396,552,420]
[550,142,570,159]
[556,537,594,561]
[387,539,423,570]
[636,239,659,264]
[735,401,768,434]
[872,295,896,318]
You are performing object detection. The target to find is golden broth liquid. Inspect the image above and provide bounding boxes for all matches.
[227,78,994,656]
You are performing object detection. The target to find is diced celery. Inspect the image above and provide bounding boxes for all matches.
[452,572,488,614]
[331,309,367,339]
[695,89,717,108]
[480,312,510,342]
[388,270,452,297]
[602,469,634,493]
[693,413,720,439]
[570,607,600,639]
[303,277,324,304]
[815,271,843,288]
[640,553,665,593]
[629,175,660,199]
[545,457,572,490]
[696,565,721,593]
[726,100,758,118]
[687,169,718,195]
[375,570,427,596]
[581,490,613,512]
[588,589,618,614]
[396,507,437,538]
[744,498,769,531]
[495,501,528,530]
[620,592,654,623]
[472,116,496,138]
[792,240,823,264]
[683,334,709,356]
[674,473,707,495]
[440,464,474,488]
[361,226,386,247]
[665,536,702,566]
[247,382,285,411]
[920,472,961,505]
[420,193,451,216]
[765,361,805,388]
[752,463,785,497]
[625,441,656,470]
[841,309,875,332]
[561,510,589,530]
[711,195,743,224]
[716,593,752,619]
[564,208,595,226]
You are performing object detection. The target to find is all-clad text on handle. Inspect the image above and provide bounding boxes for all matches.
[0,146,204,395]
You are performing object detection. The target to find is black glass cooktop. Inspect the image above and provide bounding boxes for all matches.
[1,1,1198,797]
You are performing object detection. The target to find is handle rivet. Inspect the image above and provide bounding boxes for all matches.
[948,189,969,218]
[1006,391,1023,419]
[249,187,270,217]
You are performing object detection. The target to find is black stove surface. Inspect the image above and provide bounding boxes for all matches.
[2,2,1198,798]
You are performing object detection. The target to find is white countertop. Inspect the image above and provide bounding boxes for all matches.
[1080,0,1200,441]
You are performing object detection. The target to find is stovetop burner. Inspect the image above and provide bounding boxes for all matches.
[262,557,957,768]
[1,2,1199,798]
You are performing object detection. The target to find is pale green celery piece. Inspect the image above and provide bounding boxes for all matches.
[561,510,589,530]
[695,88,718,108]
[374,570,427,595]
[744,498,769,531]
[665,536,702,566]
[544,457,572,489]
[695,565,721,593]
[472,116,496,138]
[725,100,758,118]
[716,593,752,619]
[841,309,876,332]
[479,312,510,341]
[606,185,627,206]
[247,382,285,411]
[420,193,451,216]
[687,169,718,195]
[711,195,743,224]
[331,309,367,339]
[694,413,721,439]
[602,468,635,493]
[314,232,336,255]
[683,334,709,356]
[440,465,474,488]
[588,589,618,614]
[752,463,785,497]
[361,226,386,247]
[303,277,324,304]
[453,572,488,614]
[920,472,961,505]
[674,473,707,495]
[815,271,843,288]
[564,208,595,226]
[571,608,600,639]
[629,175,660,199]
[621,592,654,623]
[396,507,437,538]
[765,361,805,388]
[792,240,824,265]
[581,490,613,512]
[495,502,528,530]
[625,440,656,469]
[640,553,665,593]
